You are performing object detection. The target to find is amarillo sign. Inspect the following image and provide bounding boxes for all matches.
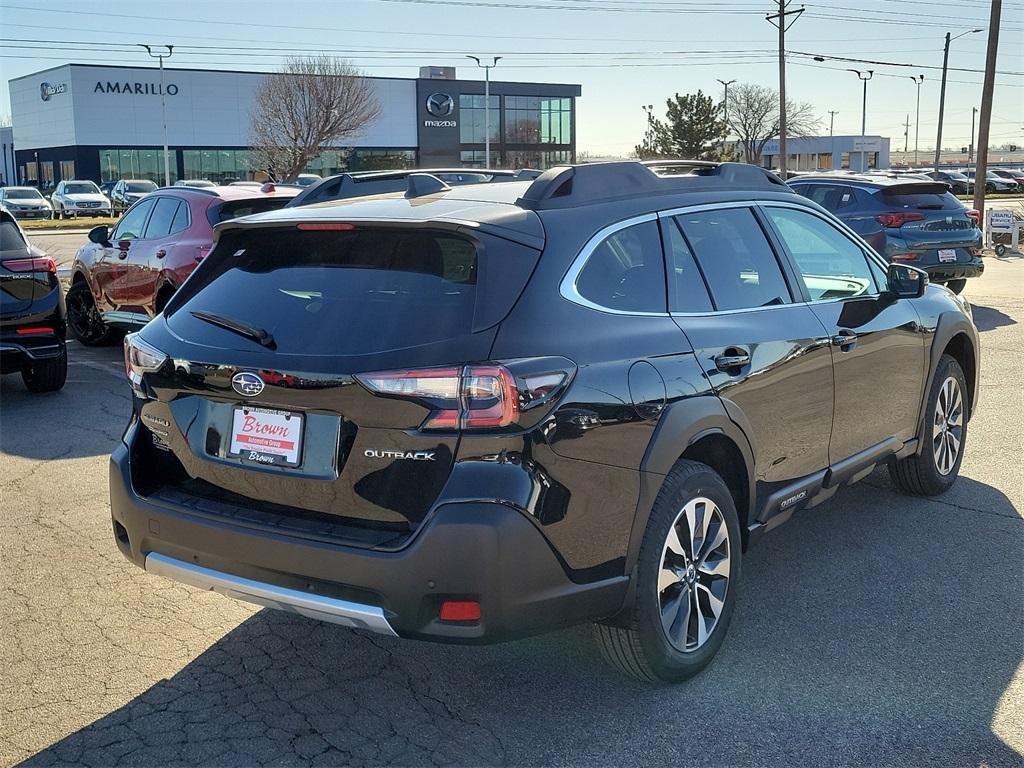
[94,81,179,96]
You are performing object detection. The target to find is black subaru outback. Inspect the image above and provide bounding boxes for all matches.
[110,162,979,682]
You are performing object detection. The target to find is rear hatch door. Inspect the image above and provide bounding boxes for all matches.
[876,183,981,259]
[0,215,48,319]
[138,222,542,536]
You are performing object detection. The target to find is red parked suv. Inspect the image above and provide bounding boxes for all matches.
[67,184,298,345]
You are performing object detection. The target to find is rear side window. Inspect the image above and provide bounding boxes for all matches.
[207,197,293,224]
[575,220,666,312]
[143,198,182,240]
[801,184,857,211]
[113,198,156,241]
[675,208,791,311]
[663,218,713,313]
[168,228,523,355]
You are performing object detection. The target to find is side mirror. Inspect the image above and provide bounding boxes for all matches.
[88,225,110,246]
[886,262,928,299]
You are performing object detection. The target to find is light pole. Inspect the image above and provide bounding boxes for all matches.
[138,44,174,186]
[969,105,978,170]
[828,110,838,169]
[934,28,983,172]
[717,78,736,123]
[467,56,501,168]
[848,69,874,171]
[910,75,925,165]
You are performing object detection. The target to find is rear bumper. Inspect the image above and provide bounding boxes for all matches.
[924,256,985,282]
[109,441,628,643]
[0,336,64,373]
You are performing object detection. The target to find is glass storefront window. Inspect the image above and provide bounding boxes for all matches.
[460,150,500,168]
[351,150,416,171]
[540,97,572,145]
[40,162,54,187]
[60,160,76,182]
[459,95,499,144]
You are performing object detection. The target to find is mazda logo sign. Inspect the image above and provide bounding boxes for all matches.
[425,93,454,117]
[231,372,265,397]
[40,82,66,102]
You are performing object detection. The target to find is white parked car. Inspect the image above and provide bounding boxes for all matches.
[173,179,216,188]
[0,187,53,219]
[51,180,112,219]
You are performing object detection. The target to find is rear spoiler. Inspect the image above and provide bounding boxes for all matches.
[879,182,951,196]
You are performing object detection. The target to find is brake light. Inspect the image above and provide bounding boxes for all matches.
[296,222,357,231]
[123,332,168,392]
[877,212,926,228]
[357,362,570,431]
[966,208,981,226]
[15,326,53,335]
[4,257,56,273]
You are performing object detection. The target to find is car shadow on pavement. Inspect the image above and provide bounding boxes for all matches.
[971,304,1017,332]
[17,473,1024,768]
[0,344,128,460]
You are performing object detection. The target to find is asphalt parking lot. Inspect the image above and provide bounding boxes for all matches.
[1,248,1022,766]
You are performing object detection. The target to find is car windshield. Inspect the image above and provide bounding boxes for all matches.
[127,181,157,192]
[947,172,969,180]
[65,183,100,194]
[4,188,44,200]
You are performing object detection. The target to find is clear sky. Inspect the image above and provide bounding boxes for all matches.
[0,0,1021,156]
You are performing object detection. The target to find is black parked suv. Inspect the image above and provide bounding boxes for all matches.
[0,207,68,391]
[110,162,979,682]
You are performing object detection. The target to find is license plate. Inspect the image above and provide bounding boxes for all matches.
[938,249,957,262]
[229,406,303,467]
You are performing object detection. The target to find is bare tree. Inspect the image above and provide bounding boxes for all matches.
[726,83,820,165]
[249,56,381,182]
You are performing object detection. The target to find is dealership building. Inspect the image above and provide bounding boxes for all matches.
[7,63,580,186]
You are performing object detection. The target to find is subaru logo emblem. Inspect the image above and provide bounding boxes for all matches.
[425,93,454,117]
[231,372,265,397]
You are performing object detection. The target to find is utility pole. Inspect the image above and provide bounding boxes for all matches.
[828,110,838,169]
[973,1,1002,218]
[910,75,924,165]
[904,114,911,153]
[849,69,874,171]
[467,56,502,168]
[969,106,978,169]
[138,44,173,186]
[766,1,804,177]
[934,28,983,172]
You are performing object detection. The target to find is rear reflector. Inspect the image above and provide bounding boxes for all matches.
[297,222,357,231]
[439,600,481,622]
[4,257,56,273]
[15,326,53,335]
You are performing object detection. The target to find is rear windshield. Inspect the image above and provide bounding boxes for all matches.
[65,183,100,194]
[878,187,962,210]
[0,219,27,253]
[167,228,481,354]
[208,197,294,224]
[127,181,157,192]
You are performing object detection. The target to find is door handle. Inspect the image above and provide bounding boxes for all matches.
[831,330,858,349]
[714,348,751,372]
[155,249,167,259]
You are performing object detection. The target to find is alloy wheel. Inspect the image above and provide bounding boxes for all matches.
[658,497,731,653]
[66,286,106,342]
[932,376,964,476]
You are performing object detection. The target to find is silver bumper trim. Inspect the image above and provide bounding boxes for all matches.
[144,552,398,636]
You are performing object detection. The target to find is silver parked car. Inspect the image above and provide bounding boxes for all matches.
[51,180,112,219]
[0,187,53,219]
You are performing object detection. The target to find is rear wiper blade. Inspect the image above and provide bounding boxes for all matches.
[190,310,276,349]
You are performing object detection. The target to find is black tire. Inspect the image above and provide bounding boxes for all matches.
[594,460,741,683]
[889,354,968,496]
[66,281,116,346]
[945,278,967,295]
[21,344,68,392]
[995,244,1007,257]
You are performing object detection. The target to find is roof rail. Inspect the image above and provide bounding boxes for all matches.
[516,160,789,210]
[405,173,451,198]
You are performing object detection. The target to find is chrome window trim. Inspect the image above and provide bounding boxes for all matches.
[558,212,667,317]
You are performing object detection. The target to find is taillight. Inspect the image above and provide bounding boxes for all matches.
[123,332,168,393]
[15,326,53,335]
[4,257,56,273]
[356,361,571,431]
[966,208,981,226]
[891,253,919,261]
[877,212,926,228]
